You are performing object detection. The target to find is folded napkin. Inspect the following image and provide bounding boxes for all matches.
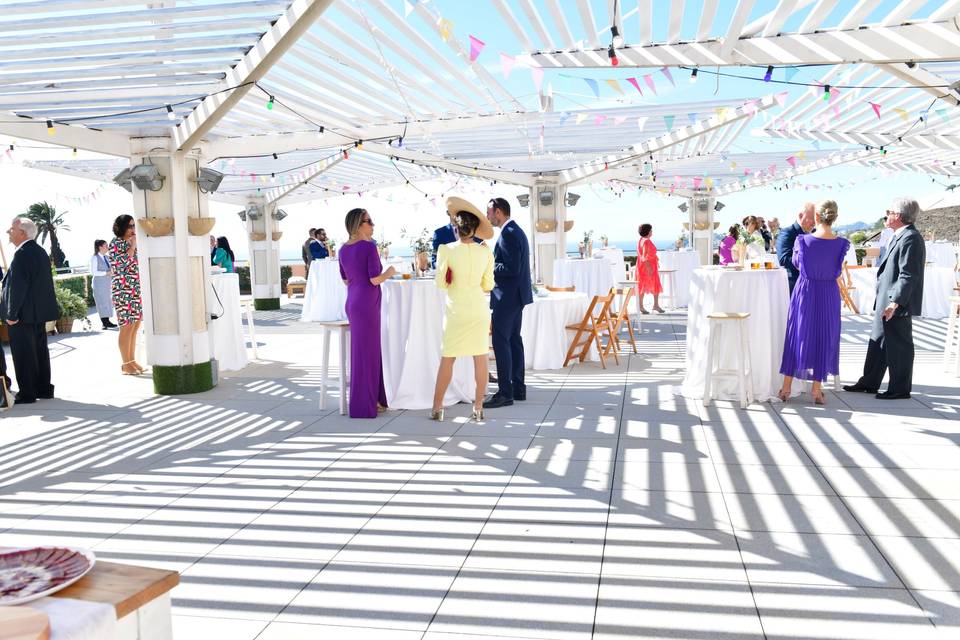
[30,597,117,640]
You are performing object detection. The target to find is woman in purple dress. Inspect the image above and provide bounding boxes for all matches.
[339,208,396,418]
[778,200,850,405]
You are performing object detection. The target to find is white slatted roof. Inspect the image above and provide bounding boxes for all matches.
[3,0,960,202]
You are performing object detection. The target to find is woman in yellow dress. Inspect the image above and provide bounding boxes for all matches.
[430,197,496,422]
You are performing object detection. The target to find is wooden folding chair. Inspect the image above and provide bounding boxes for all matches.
[609,285,638,354]
[837,262,860,314]
[546,285,575,292]
[563,291,619,368]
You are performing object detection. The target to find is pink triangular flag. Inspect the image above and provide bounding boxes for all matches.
[531,66,544,91]
[594,115,607,125]
[786,156,797,168]
[774,91,788,107]
[660,67,674,87]
[643,74,657,95]
[500,53,515,80]
[468,35,485,62]
[869,102,881,119]
[768,164,777,175]
[625,77,643,95]
[613,115,627,126]
[692,177,702,189]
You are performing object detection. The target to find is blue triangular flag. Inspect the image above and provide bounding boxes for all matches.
[784,67,799,82]
[584,78,599,98]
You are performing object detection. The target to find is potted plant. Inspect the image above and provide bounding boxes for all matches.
[376,235,392,260]
[326,237,338,259]
[583,230,594,258]
[401,227,432,274]
[600,234,609,248]
[54,286,92,334]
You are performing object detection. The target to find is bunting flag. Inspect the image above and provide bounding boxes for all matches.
[663,115,675,131]
[500,53,515,80]
[637,116,648,131]
[714,107,728,121]
[894,107,908,121]
[920,108,929,122]
[660,67,674,86]
[404,0,417,18]
[559,112,571,126]
[438,18,453,41]
[829,86,840,102]
[869,102,881,119]
[692,176,702,189]
[730,161,737,169]
[604,79,623,95]
[938,108,950,123]
[774,91,789,107]
[832,103,840,118]
[797,150,806,160]
[768,164,777,175]
[705,177,714,189]
[575,113,589,125]
[687,112,698,124]
[786,156,797,168]
[784,67,799,82]
[468,35,485,61]
[594,114,607,125]
[625,77,643,95]
[743,99,758,115]
[613,115,627,126]
[643,74,657,95]
[584,78,599,98]
[531,66,544,91]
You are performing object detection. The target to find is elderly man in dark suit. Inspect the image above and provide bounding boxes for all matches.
[776,202,816,295]
[844,198,925,400]
[1,217,60,404]
[484,197,533,409]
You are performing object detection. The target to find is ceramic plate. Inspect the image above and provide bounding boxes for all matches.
[0,547,95,606]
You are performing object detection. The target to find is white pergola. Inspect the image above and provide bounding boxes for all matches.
[2,0,959,392]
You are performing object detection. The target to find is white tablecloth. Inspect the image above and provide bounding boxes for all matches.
[848,265,956,319]
[380,279,475,410]
[593,247,627,286]
[845,245,858,266]
[208,272,248,372]
[31,597,117,640]
[926,242,957,268]
[521,292,592,370]
[552,258,614,298]
[680,268,790,403]
[656,251,700,308]
[301,259,347,322]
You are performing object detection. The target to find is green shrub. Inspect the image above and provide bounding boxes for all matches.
[56,275,93,306]
[236,266,251,294]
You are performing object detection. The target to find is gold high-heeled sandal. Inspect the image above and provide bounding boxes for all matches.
[429,408,444,421]
[121,361,138,376]
[471,407,484,422]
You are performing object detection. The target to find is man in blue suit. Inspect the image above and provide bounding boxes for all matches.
[484,197,533,409]
[776,202,815,295]
[432,210,483,267]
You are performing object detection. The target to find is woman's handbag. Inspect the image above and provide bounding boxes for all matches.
[445,267,453,285]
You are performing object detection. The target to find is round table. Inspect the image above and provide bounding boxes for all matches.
[657,251,700,308]
[848,265,957,319]
[593,247,627,287]
[552,258,614,298]
[926,242,957,268]
[208,272,248,372]
[300,258,347,322]
[680,267,790,403]
[521,291,593,369]
[380,279,475,410]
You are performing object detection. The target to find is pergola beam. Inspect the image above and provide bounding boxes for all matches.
[0,113,131,156]
[173,0,336,152]
[716,149,879,194]
[529,20,960,67]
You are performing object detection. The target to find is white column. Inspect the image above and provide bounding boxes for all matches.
[687,193,716,265]
[242,196,282,310]
[128,147,215,394]
[530,180,565,285]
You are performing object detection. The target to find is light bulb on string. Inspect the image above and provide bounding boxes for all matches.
[266,95,275,110]
[689,68,698,83]
[610,24,623,48]
[607,44,618,66]
[46,120,55,136]
[822,85,830,101]
[763,66,773,82]
[272,152,278,160]
[356,140,363,150]
[342,149,349,160]
[71,147,77,157]
[166,104,175,120]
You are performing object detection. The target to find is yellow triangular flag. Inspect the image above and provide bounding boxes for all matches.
[575,113,588,125]
[714,107,727,121]
[797,150,806,160]
[894,107,908,121]
[604,79,624,95]
[438,17,453,41]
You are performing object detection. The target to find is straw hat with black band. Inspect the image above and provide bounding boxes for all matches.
[445,196,494,241]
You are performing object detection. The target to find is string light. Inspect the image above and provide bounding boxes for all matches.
[71,147,77,157]
[823,84,831,101]
[46,120,54,136]
[166,104,175,120]
[607,44,619,66]
[355,140,363,150]
[610,24,623,48]
[763,66,773,82]
[342,149,349,159]
[272,152,278,159]
[689,68,698,83]
[266,95,275,110]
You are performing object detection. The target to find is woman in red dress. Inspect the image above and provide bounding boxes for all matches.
[635,223,664,314]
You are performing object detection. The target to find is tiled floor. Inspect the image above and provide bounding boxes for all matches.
[2,304,960,639]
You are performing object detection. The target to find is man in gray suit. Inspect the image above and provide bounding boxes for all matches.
[843,198,925,399]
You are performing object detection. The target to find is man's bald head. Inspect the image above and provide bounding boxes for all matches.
[799,202,816,232]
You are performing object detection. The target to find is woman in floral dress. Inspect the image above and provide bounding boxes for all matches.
[109,214,145,375]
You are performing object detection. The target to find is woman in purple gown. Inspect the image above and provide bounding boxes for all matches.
[339,208,396,418]
[778,200,850,405]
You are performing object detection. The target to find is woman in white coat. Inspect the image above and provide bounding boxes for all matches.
[90,239,117,329]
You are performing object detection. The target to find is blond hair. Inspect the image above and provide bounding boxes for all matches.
[818,200,838,226]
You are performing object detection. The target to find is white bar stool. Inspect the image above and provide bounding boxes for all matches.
[241,299,258,360]
[659,269,678,309]
[318,320,350,414]
[703,312,753,409]
[944,296,960,376]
